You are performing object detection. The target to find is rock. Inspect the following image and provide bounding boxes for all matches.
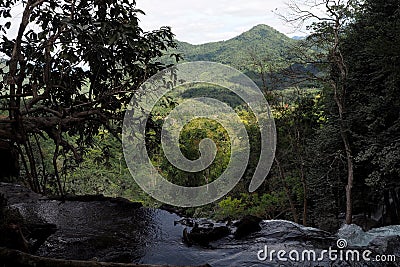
[27,223,58,252]
[0,247,212,267]
[352,214,380,231]
[50,195,142,209]
[174,217,195,227]
[108,197,142,209]
[0,193,29,252]
[1,190,58,253]
[183,224,230,247]
[369,235,400,257]
[159,204,187,217]
[1,223,30,253]
[233,215,262,239]
[0,182,43,205]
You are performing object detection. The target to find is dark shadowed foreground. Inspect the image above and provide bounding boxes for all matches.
[1,183,399,267]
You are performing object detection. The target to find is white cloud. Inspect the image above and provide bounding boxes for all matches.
[135,0,302,44]
[3,0,314,45]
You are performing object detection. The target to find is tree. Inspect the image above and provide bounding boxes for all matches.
[0,0,178,194]
[342,0,400,224]
[282,0,360,225]
[272,88,322,226]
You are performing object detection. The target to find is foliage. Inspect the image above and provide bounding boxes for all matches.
[215,192,286,220]
[343,0,400,186]
[340,0,400,217]
[173,24,295,66]
[0,0,178,194]
[1,0,398,231]
[157,117,231,187]
[64,132,157,205]
[299,0,400,228]
[163,24,297,90]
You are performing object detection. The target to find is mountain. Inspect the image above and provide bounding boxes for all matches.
[291,36,307,40]
[166,24,296,70]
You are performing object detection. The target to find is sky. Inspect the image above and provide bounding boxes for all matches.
[135,0,306,44]
[3,0,317,45]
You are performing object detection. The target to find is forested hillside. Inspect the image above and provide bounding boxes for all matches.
[0,0,399,238]
[173,24,295,68]
[166,25,315,91]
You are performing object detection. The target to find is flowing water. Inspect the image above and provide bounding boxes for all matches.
[2,183,399,266]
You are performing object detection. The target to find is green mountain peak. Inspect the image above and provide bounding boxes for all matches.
[169,24,296,69]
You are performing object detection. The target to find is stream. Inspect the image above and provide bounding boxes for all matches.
[1,183,399,266]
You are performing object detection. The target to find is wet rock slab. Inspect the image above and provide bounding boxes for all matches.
[0,183,152,263]
[30,200,153,262]
[2,183,400,266]
[0,182,44,205]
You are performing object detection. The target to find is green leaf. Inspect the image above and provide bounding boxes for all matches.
[108,34,118,45]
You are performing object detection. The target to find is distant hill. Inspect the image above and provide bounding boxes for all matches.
[291,36,307,40]
[165,24,297,71]
[161,24,305,90]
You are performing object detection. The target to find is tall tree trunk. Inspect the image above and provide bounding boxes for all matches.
[299,159,307,226]
[275,158,299,223]
[342,130,354,224]
[331,11,353,225]
[334,84,354,225]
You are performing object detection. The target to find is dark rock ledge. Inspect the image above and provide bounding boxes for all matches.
[0,247,211,267]
[0,183,210,267]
